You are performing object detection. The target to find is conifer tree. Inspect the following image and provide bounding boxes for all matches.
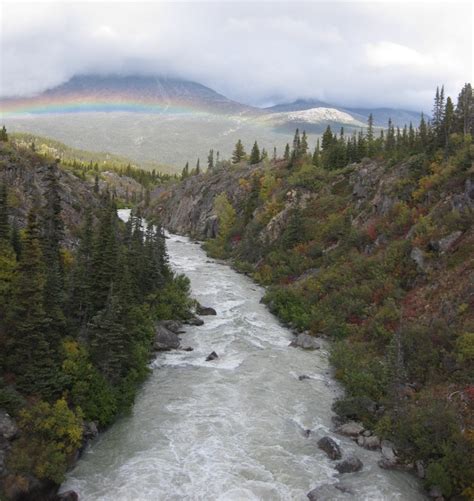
[0,183,9,243]
[284,143,290,161]
[250,141,261,164]
[0,126,8,142]
[8,209,62,398]
[195,158,200,175]
[321,126,334,150]
[454,83,473,135]
[443,96,455,150]
[232,140,246,164]
[181,162,190,179]
[312,139,320,167]
[300,131,309,157]
[207,149,214,171]
[367,113,375,156]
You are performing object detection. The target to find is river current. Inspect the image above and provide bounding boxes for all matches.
[60,209,425,500]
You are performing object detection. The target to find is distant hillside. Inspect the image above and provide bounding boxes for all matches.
[1,75,424,167]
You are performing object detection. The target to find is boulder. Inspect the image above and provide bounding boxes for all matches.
[307,483,353,500]
[415,460,425,479]
[433,231,462,253]
[185,315,205,326]
[196,304,217,316]
[289,333,320,350]
[336,421,365,437]
[160,320,185,334]
[0,411,18,440]
[154,324,180,351]
[317,436,342,460]
[205,351,218,361]
[428,486,443,499]
[83,421,99,441]
[335,455,363,474]
[410,247,426,272]
[182,347,194,352]
[298,375,311,381]
[361,435,380,450]
[56,491,79,501]
[381,440,397,462]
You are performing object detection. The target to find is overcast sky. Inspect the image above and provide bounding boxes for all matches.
[0,0,472,110]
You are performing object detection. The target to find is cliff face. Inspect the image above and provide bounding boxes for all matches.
[0,142,102,246]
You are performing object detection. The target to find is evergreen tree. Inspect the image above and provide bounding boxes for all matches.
[207,149,214,171]
[300,130,309,157]
[250,141,261,164]
[181,162,190,179]
[0,126,8,142]
[312,139,321,167]
[443,96,455,151]
[41,163,66,338]
[367,113,375,156]
[7,209,62,398]
[454,83,473,135]
[0,183,9,243]
[94,174,99,194]
[321,125,334,150]
[195,158,200,175]
[284,143,290,161]
[232,140,246,164]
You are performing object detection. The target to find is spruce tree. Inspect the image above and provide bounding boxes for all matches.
[232,140,246,164]
[8,209,62,398]
[312,139,320,167]
[195,158,200,175]
[454,83,473,135]
[367,113,375,156]
[207,149,214,171]
[250,141,260,165]
[284,143,290,161]
[0,183,9,243]
[0,126,8,142]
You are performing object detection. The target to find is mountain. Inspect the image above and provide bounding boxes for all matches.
[1,74,255,116]
[265,99,423,127]
[1,75,422,168]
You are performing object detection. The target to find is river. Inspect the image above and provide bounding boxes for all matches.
[60,209,425,500]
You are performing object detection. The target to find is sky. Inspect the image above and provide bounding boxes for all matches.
[0,0,472,110]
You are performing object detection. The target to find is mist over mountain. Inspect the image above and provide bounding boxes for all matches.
[1,74,423,169]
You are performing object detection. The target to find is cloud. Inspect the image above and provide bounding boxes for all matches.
[0,1,472,110]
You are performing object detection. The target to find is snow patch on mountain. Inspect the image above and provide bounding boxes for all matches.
[277,107,365,125]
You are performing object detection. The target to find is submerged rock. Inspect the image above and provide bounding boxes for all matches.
[56,491,79,501]
[298,375,311,381]
[307,483,353,500]
[205,351,218,361]
[182,346,194,352]
[335,454,363,474]
[154,324,180,351]
[196,304,217,316]
[289,333,320,350]
[317,436,342,460]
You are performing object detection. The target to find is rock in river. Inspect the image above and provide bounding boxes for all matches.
[205,351,218,361]
[154,323,180,351]
[335,454,363,474]
[196,304,217,315]
[336,421,365,437]
[289,333,320,350]
[317,436,342,460]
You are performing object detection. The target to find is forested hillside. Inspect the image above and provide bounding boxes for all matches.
[0,134,192,500]
[149,84,474,499]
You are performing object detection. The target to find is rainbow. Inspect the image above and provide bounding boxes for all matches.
[0,91,212,117]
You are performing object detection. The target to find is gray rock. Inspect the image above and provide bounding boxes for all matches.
[381,440,397,462]
[289,333,320,350]
[185,315,205,326]
[205,351,218,361]
[336,421,365,437]
[361,435,380,450]
[410,246,426,271]
[298,375,311,381]
[83,421,98,441]
[196,304,217,316]
[160,320,185,334]
[154,324,180,351]
[0,411,18,440]
[56,491,79,501]
[335,454,363,474]
[437,231,462,253]
[415,460,425,479]
[428,485,443,498]
[182,346,194,352]
[317,436,342,460]
[307,483,353,500]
